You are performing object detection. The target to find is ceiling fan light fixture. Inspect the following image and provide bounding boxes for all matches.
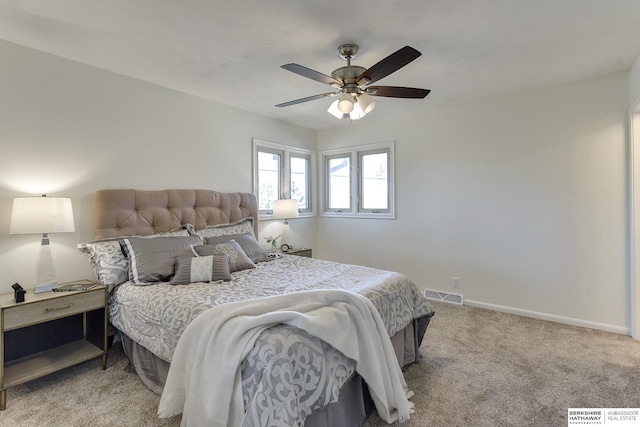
[327,99,344,119]
[278,44,429,122]
[337,92,354,113]
[349,102,366,120]
[357,93,376,114]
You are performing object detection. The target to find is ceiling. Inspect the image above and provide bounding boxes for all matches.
[1,0,640,130]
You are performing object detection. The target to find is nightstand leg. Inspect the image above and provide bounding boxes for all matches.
[0,388,6,410]
[102,353,107,370]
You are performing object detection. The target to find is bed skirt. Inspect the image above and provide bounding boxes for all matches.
[120,314,433,426]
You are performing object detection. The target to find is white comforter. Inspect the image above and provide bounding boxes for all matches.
[158,289,414,427]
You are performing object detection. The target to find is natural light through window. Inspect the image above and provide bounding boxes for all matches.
[328,156,350,210]
[253,139,315,218]
[257,150,281,211]
[361,151,388,210]
[321,141,394,218]
[290,155,310,210]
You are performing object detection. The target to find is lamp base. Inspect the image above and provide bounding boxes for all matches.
[35,237,58,293]
[281,222,292,248]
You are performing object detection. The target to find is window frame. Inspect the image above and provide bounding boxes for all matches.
[289,151,313,215]
[324,152,353,213]
[252,139,316,219]
[358,147,392,215]
[320,141,395,219]
[255,145,283,214]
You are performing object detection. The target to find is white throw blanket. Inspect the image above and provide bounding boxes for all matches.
[158,289,414,426]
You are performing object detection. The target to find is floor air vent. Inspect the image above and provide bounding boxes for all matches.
[424,289,463,305]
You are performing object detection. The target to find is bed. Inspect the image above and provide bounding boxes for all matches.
[79,189,434,426]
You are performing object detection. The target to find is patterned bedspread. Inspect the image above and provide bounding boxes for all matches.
[109,255,434,425]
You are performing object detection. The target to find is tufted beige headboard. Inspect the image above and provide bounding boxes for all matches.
[93,189,258,240]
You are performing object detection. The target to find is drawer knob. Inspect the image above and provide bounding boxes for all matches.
[45,303,74,312]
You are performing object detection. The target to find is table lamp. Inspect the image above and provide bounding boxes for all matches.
[9,195,75,293]
[273,199,299,251]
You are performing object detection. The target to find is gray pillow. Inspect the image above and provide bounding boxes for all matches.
[205,233,267,263]
[78,228,191,290]
[121,235,203,284]
[170,255,231,285]
[194,240,256,273]
[194,217,255,239]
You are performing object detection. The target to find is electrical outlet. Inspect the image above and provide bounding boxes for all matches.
[452,277,461,289]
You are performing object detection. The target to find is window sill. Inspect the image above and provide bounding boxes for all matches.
[258,212,315,221]
[320,212,395,220]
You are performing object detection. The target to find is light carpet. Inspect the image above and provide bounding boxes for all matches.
[2,301,639,426]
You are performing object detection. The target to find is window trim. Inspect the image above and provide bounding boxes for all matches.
[324,152,353,213]
[320,141,395,219]
[290,152,313,215]
[255,145,284,215]
[358,147,392,215]
[252,139,316,220]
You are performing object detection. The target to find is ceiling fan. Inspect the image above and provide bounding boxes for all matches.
[276,43,430,120]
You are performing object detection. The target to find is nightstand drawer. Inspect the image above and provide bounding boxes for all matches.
[3,290,104,331]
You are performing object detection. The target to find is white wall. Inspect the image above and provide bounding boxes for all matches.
[318,72,630,332]
[630,54,640,110]
[629,54,640,338]
[0,40,317,294]
[0,38,633,333]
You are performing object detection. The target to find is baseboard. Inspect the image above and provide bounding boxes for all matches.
[464,299,631,336]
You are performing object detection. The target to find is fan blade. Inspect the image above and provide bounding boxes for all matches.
[281,64,342,87]
[276,92,338,107]
[366,86,430,98]
[356,46,422,85]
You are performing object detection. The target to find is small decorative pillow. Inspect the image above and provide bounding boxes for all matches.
[194,240,256,272]
[170,255,231,285]
[78,228,191,290]
[121,235,203,284]
[205,233,267,263]
[195,217,256,239]
[78,240,129,291]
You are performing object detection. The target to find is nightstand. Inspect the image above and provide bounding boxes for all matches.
[0,285,108,410]
[286,248,312,258]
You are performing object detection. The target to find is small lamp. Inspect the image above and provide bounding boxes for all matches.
[273,199,299,250]
[9,195,75,293]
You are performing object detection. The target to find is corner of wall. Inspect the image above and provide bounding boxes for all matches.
[630,54,640,109]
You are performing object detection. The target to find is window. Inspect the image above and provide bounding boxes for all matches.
[320,141,395,218]
[256,148,282,212]
[253,139,315,218]
[359,149,390,214]
[290,153,311,213]
[326,154,351,211]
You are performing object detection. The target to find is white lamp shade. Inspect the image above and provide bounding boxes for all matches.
[10,197,75,234]
[328,100,345,119]
[358,93,377,114]
[273,199,300,220]
[349,101,366,120]
[337,92,355,113]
